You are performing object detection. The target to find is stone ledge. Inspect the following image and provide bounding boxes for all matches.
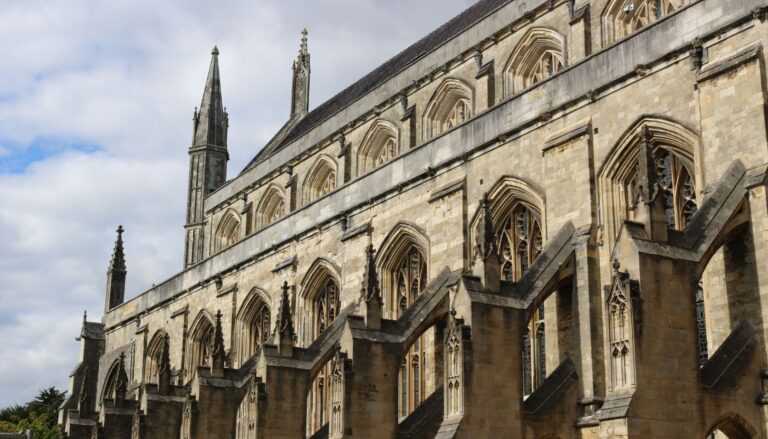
[698,43,762,82]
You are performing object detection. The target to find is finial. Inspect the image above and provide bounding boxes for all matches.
[117,225,124,237]
[480,191,490,208]
[362,244,380,302]
[300,28,308,54]
[612,258,621,274]
[83,310,87,324]
[211,45,219,56]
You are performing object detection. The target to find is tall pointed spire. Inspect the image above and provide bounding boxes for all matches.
[105,226,127,313]
[184,47,230,268]
[192,46,229,149]
[276,281,296,357]
[291,28,311,118]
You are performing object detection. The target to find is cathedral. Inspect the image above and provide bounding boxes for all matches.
[58,0,768,437]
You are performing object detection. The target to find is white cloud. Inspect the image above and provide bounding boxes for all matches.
[0,0,475,406]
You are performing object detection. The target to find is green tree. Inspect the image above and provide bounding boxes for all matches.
[0,387,65,439]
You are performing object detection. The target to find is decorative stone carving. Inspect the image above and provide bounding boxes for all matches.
[604,260,640,391]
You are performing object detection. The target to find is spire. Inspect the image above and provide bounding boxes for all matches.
[185,47,230,268]
[192,46,228,149]
[276,281,296,357]
[472,193,500,292]
[362,245,382,330]
[158,333,172,395]
[110,225,126,272]
[210,310,226,377]
[291,28,311,118]
[105,226,127,313]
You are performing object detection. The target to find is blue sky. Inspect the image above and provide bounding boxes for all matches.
[0,0,476,407]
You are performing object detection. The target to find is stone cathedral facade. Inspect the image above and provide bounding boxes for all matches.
[58,0,768,437]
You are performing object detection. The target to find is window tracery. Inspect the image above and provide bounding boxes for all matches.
[599,118,699,245]
[423,79,473,140]
[256,186,286,229]
[144,331,167,385]
[391,246,428,419]
[505,28,565,95]
[522,304,547,397]
[358,120,399,175]
[235,290,271,367]
[305,274,341,436]
[498,203,543,282]
[620,144,697,230]
[304,157,337,205]
[603,0,686,44]
[185,313,215,381]
[213,210,241,253]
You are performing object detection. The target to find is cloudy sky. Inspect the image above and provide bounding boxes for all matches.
[0,0,477,407]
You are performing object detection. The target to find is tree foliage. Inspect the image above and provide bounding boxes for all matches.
[0,387,64,439]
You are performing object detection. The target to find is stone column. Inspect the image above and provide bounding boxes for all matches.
[572,227,605,428]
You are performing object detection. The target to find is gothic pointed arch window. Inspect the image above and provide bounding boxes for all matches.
[598,117,699,244]
[235,289,271,367]
[603,0,688,44]
[357,120,399,175]
[185,312,215,381]
[505,28,565,95]
[255,185,286,230]
[144,330,167,385]
[300,261,342,436]
[478,177,547,396]
[376,223,430,419]
[303,156,337,205]
[213,209,241,253]
[423,79,473,141]
[101,360,122,404]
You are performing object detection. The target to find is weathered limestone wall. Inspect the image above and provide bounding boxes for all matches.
[66,0,768,438]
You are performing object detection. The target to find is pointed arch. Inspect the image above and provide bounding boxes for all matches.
[298,258,342,345]
[213,209,241,253]
[598,115,699,244]
[470,176,546,283]
[423,78,474,141]
[302,155,338,205]
[707,412,758,438]
[255,184,286,229]
[602,0,688,45]
[144,330,167,385]
[185,310,215,381]
[357,119,400,175]
[375,222,431,419]
[100,359,121,404]
[235,288,272,367]
[299,259,342,436]
[376,222,430,319]
[504,27,566,96]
